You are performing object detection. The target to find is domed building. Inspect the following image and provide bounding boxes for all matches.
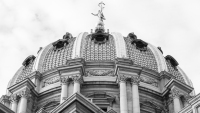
[0,2,198,113]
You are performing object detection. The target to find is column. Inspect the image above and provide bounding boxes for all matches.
[119,75,128,113]
[10,94,19,113]
[0,95,10,108]
[18,88,30,113]
[171,89,181,113]
[72,76,82,93]
[131,77,140,113]
[60,77,69,103]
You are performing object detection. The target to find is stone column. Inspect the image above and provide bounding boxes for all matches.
[60,77,69,103]
[72,76,82,93]
[171,89,181,113]
[18,88,30,113]
[0,95,10,108]
[10,94,19,113]
[119,76,128,113]
[131,76,140,113]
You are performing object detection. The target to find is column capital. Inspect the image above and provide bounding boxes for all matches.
[60,76,70,85]
[131,76,140,85]
[170,89,181,99]
[10,94,19,103]
[118,75,127,83]
[72,75,83,83]
[0,95,10,103]
[19,88,31,99]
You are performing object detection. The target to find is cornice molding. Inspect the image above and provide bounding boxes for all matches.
[8,78,37,96]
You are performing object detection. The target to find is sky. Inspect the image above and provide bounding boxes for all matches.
[0,0,200,96]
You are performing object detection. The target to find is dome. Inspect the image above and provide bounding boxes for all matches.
[8,32,193,89]
[3,3,195,113]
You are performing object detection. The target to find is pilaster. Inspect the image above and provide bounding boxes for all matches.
[18,88,31,113]
[10,94,19,113]
[131,76,140,113]
[60,77,70,103]
[170,88,182,113]
[72,75,83,93]
[118,75,128,113]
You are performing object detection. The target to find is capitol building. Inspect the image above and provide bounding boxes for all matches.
[0,2,200,113]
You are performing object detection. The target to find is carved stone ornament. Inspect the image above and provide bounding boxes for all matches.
[131,76,140,85]
[118,75,127,83]
[131,39,148,51]
[170,89,181,99]
[43,76,60,88]
[72,75,83,83]
[52,32,72,50]
[10,94,19,103]
[19,88,31,99]
[86,69,114,76]
[127,32,137,40]
[140,76,158,87]
[60,76,70,84]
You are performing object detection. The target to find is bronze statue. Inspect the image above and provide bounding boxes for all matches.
[92,1,105,22]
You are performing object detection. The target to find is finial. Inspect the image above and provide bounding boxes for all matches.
[92,1,105,22]
[92,2,106,33]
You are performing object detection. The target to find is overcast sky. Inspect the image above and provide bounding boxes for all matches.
[0,0,200,96]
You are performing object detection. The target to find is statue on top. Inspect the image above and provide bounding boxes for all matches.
[92,1,105,22]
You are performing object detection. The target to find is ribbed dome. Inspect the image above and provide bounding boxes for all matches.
[8,32,193,91]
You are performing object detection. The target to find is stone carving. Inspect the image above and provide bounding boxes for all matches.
[72,75,83,83]
[128,32,137,40]
[170,89,181,98]
[60,76,70,84]
[43,76,60,87]
[52,32,73,50]
[131,39,148,51]
[86,69,114,76]
[131,76,140,85]
[10,94,19,103]
[92,2,106,22]
[140,76,158,87]
[19,88,31,99]
[118,75,127,82]
[63,32,73,40]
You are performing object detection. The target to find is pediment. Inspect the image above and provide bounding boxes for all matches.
[50,93,105,113]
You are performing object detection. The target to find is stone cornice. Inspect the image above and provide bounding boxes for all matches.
[8,78,38,97]
[41,64,84,79]
[29,71,42,80]
[164,79,193,94]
